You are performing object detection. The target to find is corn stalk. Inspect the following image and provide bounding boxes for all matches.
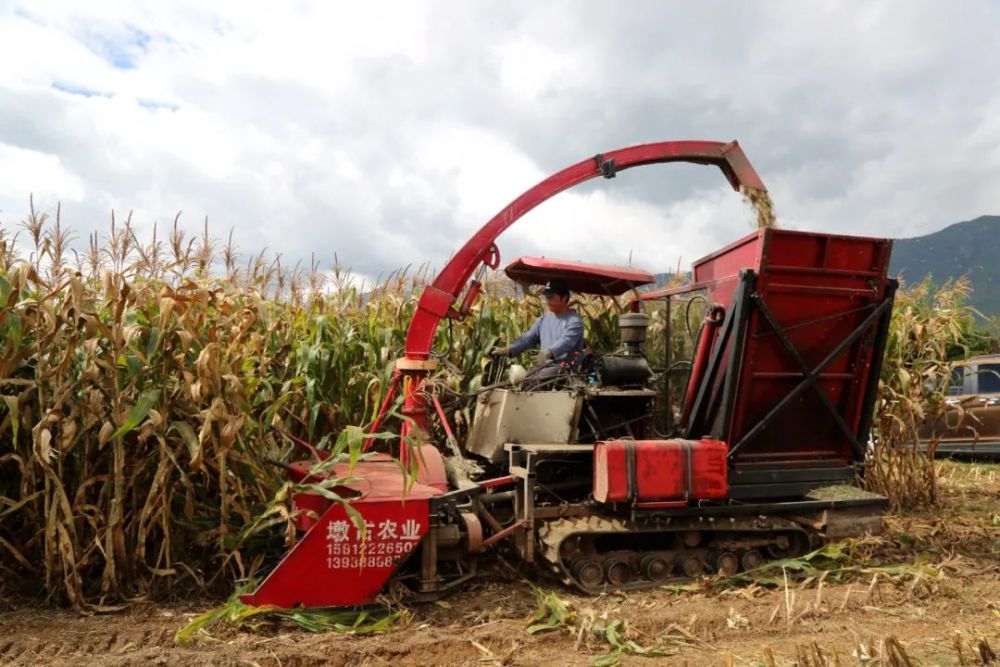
[867,277,975,508]
[0,208,634,609]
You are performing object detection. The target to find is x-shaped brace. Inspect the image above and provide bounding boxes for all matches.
[727,296,892,460]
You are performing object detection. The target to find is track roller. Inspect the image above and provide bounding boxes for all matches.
[741,549,764,571]
[571,555,604,588]
[680,555,704,577]
[640,554,672,582]
[602,554,632,586]
[715,551,739,576]
[766,532,807,559]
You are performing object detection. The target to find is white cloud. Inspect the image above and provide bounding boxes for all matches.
[0,143,85,205]
[0,1,998,278]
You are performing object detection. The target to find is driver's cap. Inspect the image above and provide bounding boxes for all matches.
[541,278,570,297]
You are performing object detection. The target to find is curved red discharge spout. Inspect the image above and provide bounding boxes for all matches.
[396,139,767,435]
[403,140,765,360]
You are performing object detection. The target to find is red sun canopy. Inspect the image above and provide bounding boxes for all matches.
[504,256,656,296]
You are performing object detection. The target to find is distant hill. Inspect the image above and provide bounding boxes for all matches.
[890,215,1000,314]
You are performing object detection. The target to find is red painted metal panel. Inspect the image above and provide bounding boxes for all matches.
[593,439,728,503]
[287,446,448,497]
[239,496,431,608]
[241,452,447,607]
[504,256,655,296]
[689,230,765,307]
[692,229,892,468]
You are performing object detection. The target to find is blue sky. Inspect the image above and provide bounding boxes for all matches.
[0,1,998,281]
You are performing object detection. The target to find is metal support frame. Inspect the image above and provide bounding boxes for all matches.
[480,520,529,549]
[510,450,537,562]
[419,516,439,592]
[663,293,673,435]
[853,279,898,451]
[683,304,734,437]
[683,270,756,439]
[634,494,887,520]
[714,270,756,441]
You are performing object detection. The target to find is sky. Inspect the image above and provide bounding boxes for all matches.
[0,1,998,282]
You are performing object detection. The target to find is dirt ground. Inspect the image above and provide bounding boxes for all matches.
[1,461,997,667]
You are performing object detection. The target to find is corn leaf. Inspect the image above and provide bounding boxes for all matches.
[112,389,161,439]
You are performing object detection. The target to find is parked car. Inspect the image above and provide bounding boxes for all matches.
[918,354,1000,457]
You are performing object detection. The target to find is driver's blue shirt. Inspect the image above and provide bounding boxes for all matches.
[509,309,584,361]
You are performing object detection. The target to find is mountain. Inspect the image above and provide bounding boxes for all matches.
[890,215,1000,314]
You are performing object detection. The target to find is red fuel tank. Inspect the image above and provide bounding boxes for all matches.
[593,439,728,504]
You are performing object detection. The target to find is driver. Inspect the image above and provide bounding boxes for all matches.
[491,278,583,365]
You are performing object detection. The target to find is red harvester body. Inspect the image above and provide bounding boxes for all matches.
[240,141,895,608]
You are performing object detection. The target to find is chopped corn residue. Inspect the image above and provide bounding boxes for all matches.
[741,186,777,229]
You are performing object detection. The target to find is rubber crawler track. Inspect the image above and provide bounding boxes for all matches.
[537,514,812,594]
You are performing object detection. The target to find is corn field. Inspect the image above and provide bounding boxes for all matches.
[0,205,644,610]
[0,205,982,609]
